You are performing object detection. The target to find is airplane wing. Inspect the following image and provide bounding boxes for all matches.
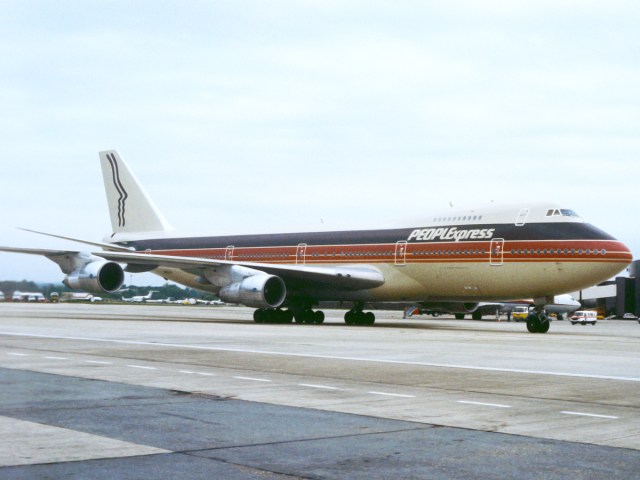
[0,246,385,291]
[0,246,77,257]
[17,228,134,252]
[93,250,385,290]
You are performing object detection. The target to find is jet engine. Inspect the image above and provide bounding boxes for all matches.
[63,261,125,294]
[218,274,286,309]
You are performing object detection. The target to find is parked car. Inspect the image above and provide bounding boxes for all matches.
[512,306,529,322]
[622,313,639,320]
[570,310,598,325]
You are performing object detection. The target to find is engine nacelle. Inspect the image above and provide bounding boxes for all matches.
[63,261,125,294]
[218,274,286,309]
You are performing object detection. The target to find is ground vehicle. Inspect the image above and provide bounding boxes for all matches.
[512,306,529,321]
[570,310,598,325]
[622,313,639,320]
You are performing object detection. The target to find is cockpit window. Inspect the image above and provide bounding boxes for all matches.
[560,209,579,218]
[546,208,580,218]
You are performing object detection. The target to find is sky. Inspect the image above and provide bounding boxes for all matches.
[1,0,639,285]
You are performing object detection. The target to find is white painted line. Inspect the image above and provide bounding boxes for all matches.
[6,352,28,356]
[299,383,341,390]
[179,370,215,376]
[85,360,112,365]
[561,411,619,419]
[369,391,416,398]
[3,331,639,383]
[458,400,512,409]
[126,365,157,370]
[44,356,68,360]
[233,376,272,383]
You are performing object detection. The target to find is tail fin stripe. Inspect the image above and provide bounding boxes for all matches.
[99,149,173,235]
[106,153,128,227]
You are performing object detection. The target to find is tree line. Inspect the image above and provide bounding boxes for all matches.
[0,280,219,302]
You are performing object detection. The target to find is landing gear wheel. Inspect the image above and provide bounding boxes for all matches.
[254,309,265,323]
[526,313,550,333]
[344,309,375,326]
[254,308,294,324]
[538,319,550,333]
[281,309,294,324]
[364,312,375,325]
[294,308,325,324]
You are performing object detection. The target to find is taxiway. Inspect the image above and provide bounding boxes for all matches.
[1,303,639,478]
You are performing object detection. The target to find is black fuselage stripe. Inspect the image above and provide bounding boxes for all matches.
[121,222,615,251]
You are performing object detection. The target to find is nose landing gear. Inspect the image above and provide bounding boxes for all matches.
[526,308,550,333]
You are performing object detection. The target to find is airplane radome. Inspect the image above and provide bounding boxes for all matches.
[0,151,632,334]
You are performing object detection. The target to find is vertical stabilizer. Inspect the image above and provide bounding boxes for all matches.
[99,150,174,235]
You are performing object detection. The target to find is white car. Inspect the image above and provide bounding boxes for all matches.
[570,310,597,325]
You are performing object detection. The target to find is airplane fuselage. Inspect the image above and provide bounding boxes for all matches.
[116,205,630,305]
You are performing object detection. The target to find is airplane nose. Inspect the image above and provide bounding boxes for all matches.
[608,239,633,264]
[597,239,633,280]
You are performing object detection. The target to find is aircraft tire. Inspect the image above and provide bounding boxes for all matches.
[526,314,550,333]
[313,311,325,324]
[254,309,265,323]
[537,319,550,333]
[294,309,317,324]
[365,312,375,325]
[526,315,539,333]
[344,311,355,325]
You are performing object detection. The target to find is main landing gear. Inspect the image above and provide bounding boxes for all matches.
[253,306,325,324]
[253,302,376,326]
[294,309,325,324]
[253,308,293,324]
[344,303,376,326]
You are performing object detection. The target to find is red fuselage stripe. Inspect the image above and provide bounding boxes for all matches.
[146,239,631,265]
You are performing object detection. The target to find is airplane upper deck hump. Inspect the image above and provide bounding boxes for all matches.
[99,150,174,238]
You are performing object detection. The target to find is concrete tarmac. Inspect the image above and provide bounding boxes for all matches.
[1,303,639,478]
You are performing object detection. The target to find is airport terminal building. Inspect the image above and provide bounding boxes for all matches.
[576,259,640,317]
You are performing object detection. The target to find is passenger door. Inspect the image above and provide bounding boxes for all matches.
[296,243,307,265]
[490,238,504,266]
[395,240,407,266]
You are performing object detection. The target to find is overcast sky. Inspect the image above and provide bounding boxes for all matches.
[1,1,639,285]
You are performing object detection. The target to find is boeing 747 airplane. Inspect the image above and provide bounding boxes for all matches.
[0,150,632,333]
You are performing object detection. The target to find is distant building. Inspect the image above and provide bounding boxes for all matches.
[0,291,5,302]
[573,259,639,317]
[11,291,46,302]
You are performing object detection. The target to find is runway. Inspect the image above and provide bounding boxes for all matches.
[1,303,639,478]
